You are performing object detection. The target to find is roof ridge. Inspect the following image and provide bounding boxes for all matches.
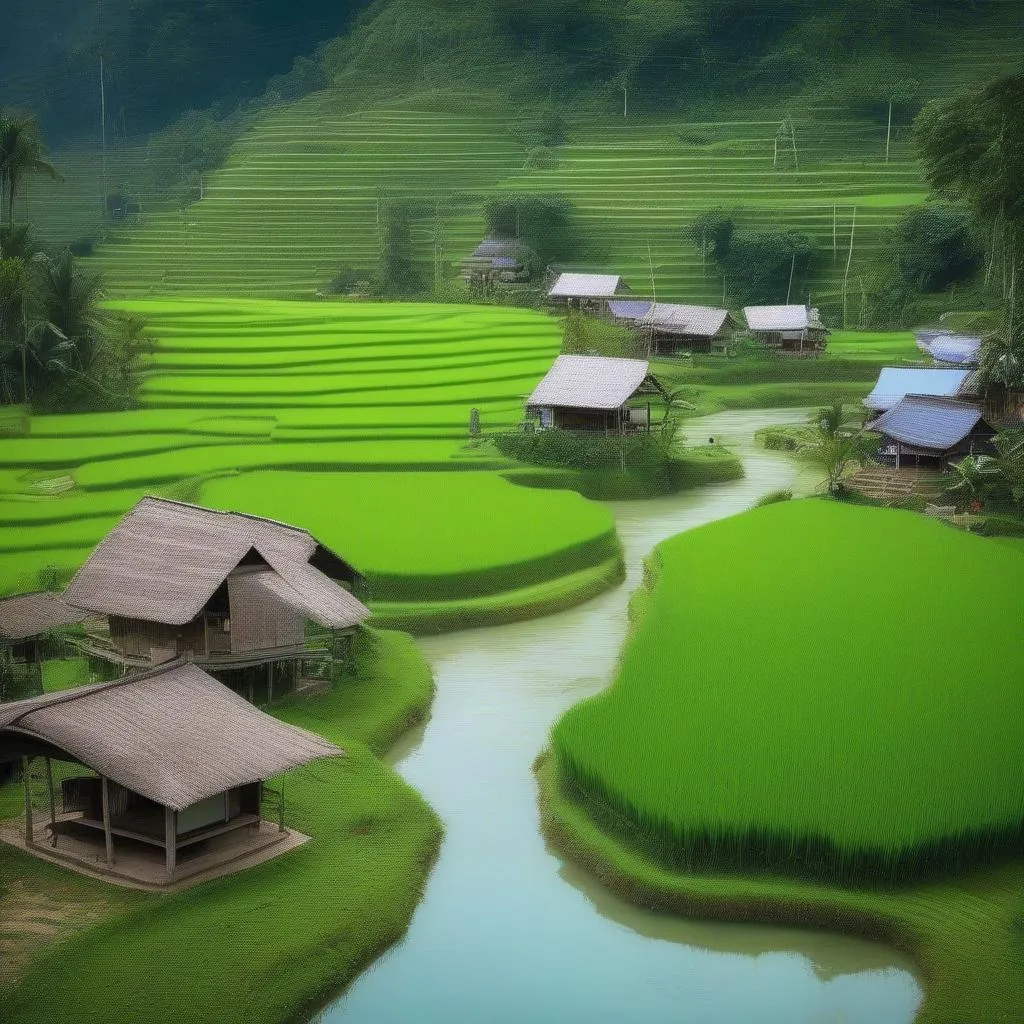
[135,495,313,540]
[1,656,189,729]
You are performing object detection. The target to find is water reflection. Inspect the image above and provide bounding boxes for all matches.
[321,410,922,1024]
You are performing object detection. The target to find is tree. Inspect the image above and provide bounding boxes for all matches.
[483,193,578,273]
[991,429,1024,518]
[33,249,105,371]
[377,201,422,296]
[0,113,61,230]
[944,454,999,509]
[799,402,870,496]
[892,203,981,292]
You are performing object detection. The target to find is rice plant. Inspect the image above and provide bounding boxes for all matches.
[552,500,1024,885]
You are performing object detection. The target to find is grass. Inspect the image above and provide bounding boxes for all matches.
[0,627,442,1024]
[552,500,1024,884]
[536,750,1024,1024]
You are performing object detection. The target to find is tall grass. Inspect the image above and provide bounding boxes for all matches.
[552,500,1024,885]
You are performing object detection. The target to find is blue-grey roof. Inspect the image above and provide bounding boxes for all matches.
[921,334,982,366]
[472,237,520,258]
[607,300,654,321]
[867,396,990,452]
[864,366,973,411]
[491,256,519,268]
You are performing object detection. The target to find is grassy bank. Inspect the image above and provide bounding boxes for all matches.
[536,751,1024,1024]
[553,501,1024,883]
[0,627,442,1024]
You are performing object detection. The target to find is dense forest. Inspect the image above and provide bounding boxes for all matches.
[0,0,370,142]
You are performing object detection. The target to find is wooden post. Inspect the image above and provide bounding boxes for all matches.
[45,757,56,831]
[22,757,33,846]
[278,780,285,834]
[164,805,176,879]
[101,776,114,866]
[885,100,893,163]
[267,661,274,705]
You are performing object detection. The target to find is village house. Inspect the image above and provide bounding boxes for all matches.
[0,497,371,704]
[606,299,654,326]
[460,236,531,287]
[743,304,829,353]
[547,272,628,314]
[637,303,738,356]
[0,659,342,887]
[1,592,88,698]
[526,354,667,433]
[863,366,974,414]
[867,395,996,470]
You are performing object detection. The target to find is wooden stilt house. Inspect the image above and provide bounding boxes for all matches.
[0,659,341,885]
[0,592,88,700]
[637,304,738,355]
[743,305,829,353]
[0,498,372,704]
[547,273,627,314]
[526,354,667,433]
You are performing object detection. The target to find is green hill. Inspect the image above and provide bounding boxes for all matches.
[17,0,1024,315]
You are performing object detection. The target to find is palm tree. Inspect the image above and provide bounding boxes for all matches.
[944,454,999,509]
[0,113,62,230]
[103,310,154,406]
[33,249,105,372]
[799,402,870,496]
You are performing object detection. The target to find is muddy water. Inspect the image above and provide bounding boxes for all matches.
[321,410,923,1024]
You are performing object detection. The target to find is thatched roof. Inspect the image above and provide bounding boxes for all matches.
[743,305,827,332]
[548,273,623,299]
[64,497,369,629]
[0,592,88,643]
[864,367,974,412]
[640,303,733,337]
[527,355,659,410]
[867,396,992,452]
[0,660,342,810]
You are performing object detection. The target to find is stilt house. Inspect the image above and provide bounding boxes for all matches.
[0,498,371,704]
[637,304,738,355]
[461,237,531,286]
[0,593,88,698]
[915,331,983,367]
[547,273,627,314]
[0,659,342,885]
[526,354,667,432]
[743,305,829,352]
[867,395,996,470]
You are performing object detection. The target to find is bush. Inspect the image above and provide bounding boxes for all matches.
[754,488,793,507]
[495,428,672,474]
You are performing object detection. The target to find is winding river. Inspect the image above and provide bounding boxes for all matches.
[321,409,923,1024]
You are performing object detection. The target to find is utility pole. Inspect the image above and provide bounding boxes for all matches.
[786,253,796,304]
[100,56,108,214]
[842,206,858,329]
[885,100,893,163]
[623,85,628,119]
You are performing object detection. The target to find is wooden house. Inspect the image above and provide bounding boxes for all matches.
[0,592,87,699]
[460,237,531,287]
[0,498,371,703]
[0,659,341,886]
[915,330,982,367]
[526,354,667,432]
[637,303,738,355]
[743,305,829,352]
[863,366,974,415]
[547,273,627,314]
[866,395,996,470]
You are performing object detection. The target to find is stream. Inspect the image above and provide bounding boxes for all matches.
[320,409,923,1024]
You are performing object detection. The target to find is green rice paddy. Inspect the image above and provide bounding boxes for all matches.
[553,500,1024,882]
[0,298,633,626]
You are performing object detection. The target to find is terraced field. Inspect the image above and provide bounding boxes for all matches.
[0,299,631,628]
[67,100,927,318]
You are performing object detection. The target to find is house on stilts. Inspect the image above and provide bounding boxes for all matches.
[867,395,996,470]
[0,658,342,887]
[547,273,628,314]
[0,497,371,705]
[863,366,974,416]
[526,354,668,433]
[637,303,738,356]
[743,305,829,353]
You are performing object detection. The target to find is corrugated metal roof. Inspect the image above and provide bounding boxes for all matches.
[548,273,622,299]
[867,395,991,452]
[607,300,654,321]
[471,237,519,258]
[640,303,732,337]
[64,497,369,627]
[864,367,973,411]
[743,305,826,332]
[922,334,983,366]
[528,355,652,410]
[0,660,343,810]
[0,592,89,642]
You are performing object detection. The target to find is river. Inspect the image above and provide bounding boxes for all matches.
[320,409,923,1024]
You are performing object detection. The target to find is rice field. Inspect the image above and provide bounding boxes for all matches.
[552,500,1024,883]
[34,100,936,314]
[0,299,631,623]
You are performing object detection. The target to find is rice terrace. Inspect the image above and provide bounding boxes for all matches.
[1,3,1023,1024]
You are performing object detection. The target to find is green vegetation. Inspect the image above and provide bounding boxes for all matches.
[552,500,1024,884]
[0,627,442,1024]
[537,750,1024,1024]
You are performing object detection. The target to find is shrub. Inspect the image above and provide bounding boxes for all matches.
[754,488,793,507]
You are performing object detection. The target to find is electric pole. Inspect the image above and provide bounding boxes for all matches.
[100,56,108,214]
